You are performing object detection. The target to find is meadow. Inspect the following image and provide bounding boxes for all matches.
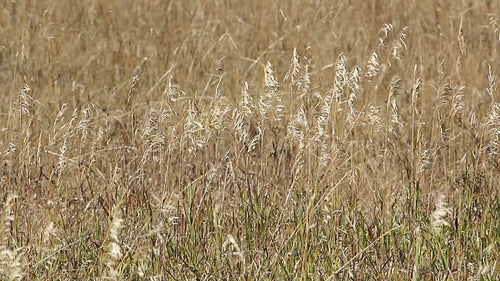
[0,0,499,280]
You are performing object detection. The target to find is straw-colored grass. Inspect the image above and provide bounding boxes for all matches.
[0,0,499,280]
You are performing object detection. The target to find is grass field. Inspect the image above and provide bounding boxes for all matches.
[0,0,499,280]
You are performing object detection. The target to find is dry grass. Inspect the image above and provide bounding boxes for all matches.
[0,0,499,280]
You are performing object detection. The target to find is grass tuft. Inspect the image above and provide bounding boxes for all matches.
[0,0,499,279]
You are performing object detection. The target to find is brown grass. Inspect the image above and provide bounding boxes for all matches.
[0,0,499,280]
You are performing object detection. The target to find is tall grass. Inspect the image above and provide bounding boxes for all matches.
[0,0,499,279]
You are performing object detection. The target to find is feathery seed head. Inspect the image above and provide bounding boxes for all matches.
[430,194,451,232]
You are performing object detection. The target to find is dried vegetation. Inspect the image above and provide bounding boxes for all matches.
[0,0,499,280]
